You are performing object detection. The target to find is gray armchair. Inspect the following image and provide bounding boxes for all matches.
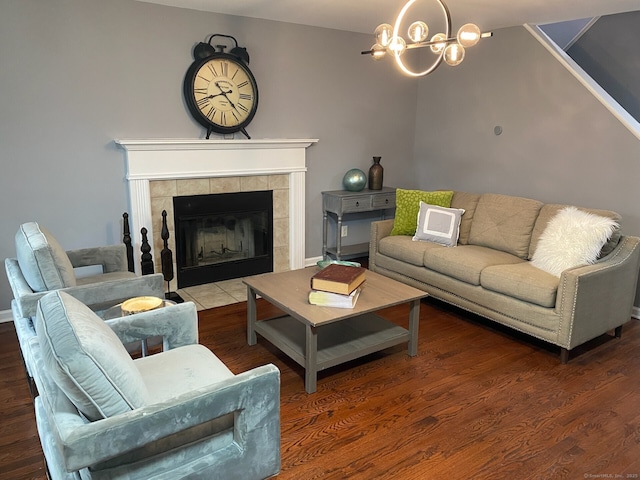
[34,291,280,480]
[5,222,164,394]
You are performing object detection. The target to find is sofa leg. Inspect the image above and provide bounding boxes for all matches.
[614,325,623,338]
[560,348,569,364]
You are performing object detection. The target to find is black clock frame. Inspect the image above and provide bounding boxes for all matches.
[183,38,259,140]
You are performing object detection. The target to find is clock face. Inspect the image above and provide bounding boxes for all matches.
[184,53,258,136]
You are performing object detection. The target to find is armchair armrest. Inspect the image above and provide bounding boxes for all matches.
[11,269,164,319]
[5,258,33,309]
[106,302,199,349]
[555,235,640,349]
[66,244,128,273]
[42,364,280,472]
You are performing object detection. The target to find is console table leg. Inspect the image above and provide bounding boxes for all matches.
[247,286,257,345]
[336,215,343,260]
[408,299,420,356]
[322,212,328,260]
[305,324,318,393]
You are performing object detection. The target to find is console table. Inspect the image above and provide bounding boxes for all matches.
[322,187,396,260]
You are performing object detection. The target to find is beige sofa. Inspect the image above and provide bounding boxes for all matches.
[369,192,640,362]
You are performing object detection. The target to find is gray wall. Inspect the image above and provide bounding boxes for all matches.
[3,2,639,311]
[0,0,418,310]
[414,25,640,303]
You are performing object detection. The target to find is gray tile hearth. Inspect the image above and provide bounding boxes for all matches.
[176,278,247,311]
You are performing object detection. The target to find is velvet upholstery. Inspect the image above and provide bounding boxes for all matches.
[15,222,76,291]
[33,292,281,480]
[36,292,150,421]
[5,222,165,395]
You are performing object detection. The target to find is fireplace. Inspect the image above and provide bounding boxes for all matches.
[174,191,273,288]
[116,138,317,293]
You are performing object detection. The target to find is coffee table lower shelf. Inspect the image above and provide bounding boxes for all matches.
[253,313,410,393]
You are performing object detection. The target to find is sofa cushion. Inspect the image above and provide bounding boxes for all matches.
[15,222,76,292]
[530,207,618,277]
[379,234,441,267]
[35,291,149,421]
[390,189,454,236]
[468,194,543,259]
[451,191,481,245]
[412,202,465,247]
[481,263,559,308]
[528,204,622,260]
[424,245,524,286]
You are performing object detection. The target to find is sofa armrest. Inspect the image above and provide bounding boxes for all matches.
[369,219,395,272]
[106,302,199,349]
[41,363,280,472]
[555,235,640,349]
[66,244,128,273]
[13,272,164,319]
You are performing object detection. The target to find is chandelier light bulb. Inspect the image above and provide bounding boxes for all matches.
[444,43,465,66]
[457,23,481,47]
[430,33,447,54]
[371,43,387,60]
[375,23,394,47]
[363,0,492,77]
[388,35,407,56]
[408,21,429,43]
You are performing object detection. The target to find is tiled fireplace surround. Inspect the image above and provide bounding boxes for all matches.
[116,138,317,309]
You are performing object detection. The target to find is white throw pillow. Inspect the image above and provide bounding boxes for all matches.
[413,202,465,247]
[531,206,618,277]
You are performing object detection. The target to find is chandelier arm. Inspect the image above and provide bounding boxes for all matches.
[393,0,452,77]
[362,38,467,56]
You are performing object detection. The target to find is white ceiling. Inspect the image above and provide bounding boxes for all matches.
[138,0,640,34]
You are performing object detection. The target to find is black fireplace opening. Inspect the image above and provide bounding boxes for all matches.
[174,191,273,288]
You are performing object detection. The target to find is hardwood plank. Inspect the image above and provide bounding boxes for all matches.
[1,297,639,479]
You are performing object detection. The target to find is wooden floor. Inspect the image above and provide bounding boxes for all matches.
[1,297,640,479]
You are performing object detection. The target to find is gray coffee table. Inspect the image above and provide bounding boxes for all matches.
[244,267,427,393]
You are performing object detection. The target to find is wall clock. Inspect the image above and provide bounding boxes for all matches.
[183,34,258,139]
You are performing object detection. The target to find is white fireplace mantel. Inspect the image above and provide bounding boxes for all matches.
[115,138,318,274]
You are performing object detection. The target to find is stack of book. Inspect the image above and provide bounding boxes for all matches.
[308,264,366,308]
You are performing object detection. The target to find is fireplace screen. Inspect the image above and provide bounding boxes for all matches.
[174,191,273,288]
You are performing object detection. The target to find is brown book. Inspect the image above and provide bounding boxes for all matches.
[310,264,366,295]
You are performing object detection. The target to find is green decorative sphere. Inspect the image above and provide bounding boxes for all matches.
[343,168,367,191]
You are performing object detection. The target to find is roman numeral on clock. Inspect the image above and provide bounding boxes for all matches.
[207,63,219,77]
[196,97,210,108]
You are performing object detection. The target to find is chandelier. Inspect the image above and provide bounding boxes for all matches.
[362,0,493,77]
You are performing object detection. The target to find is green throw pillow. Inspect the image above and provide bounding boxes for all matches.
[390,189,454,236]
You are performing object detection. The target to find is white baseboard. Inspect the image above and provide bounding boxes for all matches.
[0,309,13,323]
[632,306,640,320]
[305,255,323,267]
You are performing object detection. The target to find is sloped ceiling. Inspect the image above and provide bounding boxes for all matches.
[137,0,640,34]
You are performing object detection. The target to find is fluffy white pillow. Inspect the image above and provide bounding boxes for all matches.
[413,202,465,247]
[531,206,618,277]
